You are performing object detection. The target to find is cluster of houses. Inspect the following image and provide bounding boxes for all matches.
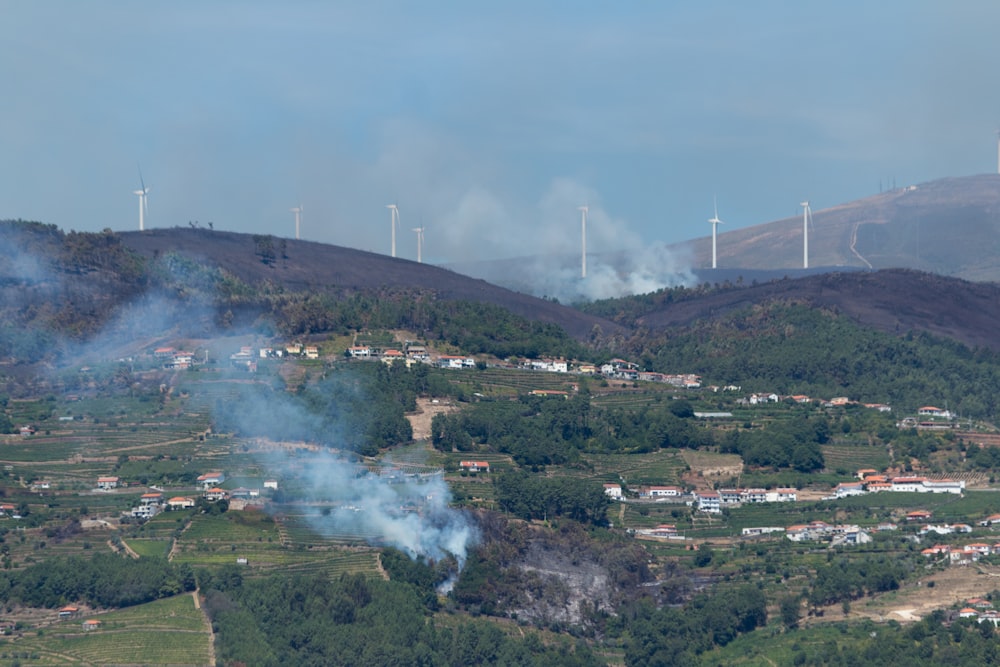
[784,520,875,546]
[101,471,277,521]
[957,599,1000,626]
[734,391,892,412]
[831,469,966,499]
[603,484,797,513]
[232,343,320,370]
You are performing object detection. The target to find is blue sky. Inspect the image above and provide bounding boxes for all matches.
[3,2,999,268]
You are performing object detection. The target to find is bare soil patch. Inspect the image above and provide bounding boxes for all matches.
[808,564,1000,625]
[407,397,461,442]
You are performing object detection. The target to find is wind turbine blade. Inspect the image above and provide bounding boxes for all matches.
[138,164,146,193]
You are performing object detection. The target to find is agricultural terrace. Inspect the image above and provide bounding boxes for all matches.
[5,593,211,667]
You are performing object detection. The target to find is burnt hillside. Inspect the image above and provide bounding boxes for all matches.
[117,227,625,342]
[631,269,1000,352]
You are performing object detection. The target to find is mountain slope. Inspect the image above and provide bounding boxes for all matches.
[686,174,1000,280]
[598,269,1000,352]
[116,228,625,341]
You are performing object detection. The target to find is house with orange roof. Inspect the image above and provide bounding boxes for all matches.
[197,472,225,487]
[204,488,228,501]
[140,492,163,506]
[167,497,196,509]
[97,476,119,490]
[906,510,933,521]
[82,619,102,631]
[459,461,490,474]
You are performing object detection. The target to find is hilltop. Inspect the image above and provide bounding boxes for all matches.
[450,174,1000,291]
[685,173,1000,280]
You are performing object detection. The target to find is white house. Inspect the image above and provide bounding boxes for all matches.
[834,482,866,498]
[766,488,797,503]
[603,483,623,500]
[97,476,119,490]
[197,472,226,487]
[640,486,683,498]
[695,491,721,513]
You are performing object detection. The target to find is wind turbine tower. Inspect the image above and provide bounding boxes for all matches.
[708,197,724,269]
[412,226,425,263]
[132,170,150,231]
[578,206,588,278]
[800,200,811,269]
[386,204,400,258]
[290,205,302,240]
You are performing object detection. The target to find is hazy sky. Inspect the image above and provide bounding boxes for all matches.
[3,2,999,266]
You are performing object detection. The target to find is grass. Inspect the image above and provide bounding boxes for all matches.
[125,538,172,559]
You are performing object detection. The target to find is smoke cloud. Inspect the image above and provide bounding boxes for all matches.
[0,224,479,572]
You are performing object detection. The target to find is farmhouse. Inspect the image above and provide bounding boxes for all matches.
[459,461,490,474]
[197,472,226,487]
[97,476,119,490]
[204,488,228,501]
[167,497,195,509]
[347,346,371,358]
[639,486,683,499]
[140,492,164,506]
[603,483,623,500]
[834,482,865,498]
[766,488,797,502]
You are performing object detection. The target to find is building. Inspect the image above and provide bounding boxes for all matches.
[694,491,721,513]
[603,483,623,500]
[97,476,120,490]
[639,486,683,499]
[459,461,490,474]
[197,472,226,488]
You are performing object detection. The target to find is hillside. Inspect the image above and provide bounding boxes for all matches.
[117,228,624,342]
[625,269,1000,353]
[449,174,1000,292]
[685,174,1000,280]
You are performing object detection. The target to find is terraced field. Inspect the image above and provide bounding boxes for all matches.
[821,440,891,473]
[3,594,211,666]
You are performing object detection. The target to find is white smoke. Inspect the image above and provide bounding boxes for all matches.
[270,448,479,568]
[0,223,480,571]
[435,178,697,302]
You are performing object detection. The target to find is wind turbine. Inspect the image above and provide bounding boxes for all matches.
[800,200,811,269]
[386,204,400,258]
[412,225,425,263]
[708,197,724,269]
[290,205,302,240]
[578,206,588,278]
[132,168,150,231]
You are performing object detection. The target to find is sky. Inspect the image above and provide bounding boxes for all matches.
[3,1,1000,269]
